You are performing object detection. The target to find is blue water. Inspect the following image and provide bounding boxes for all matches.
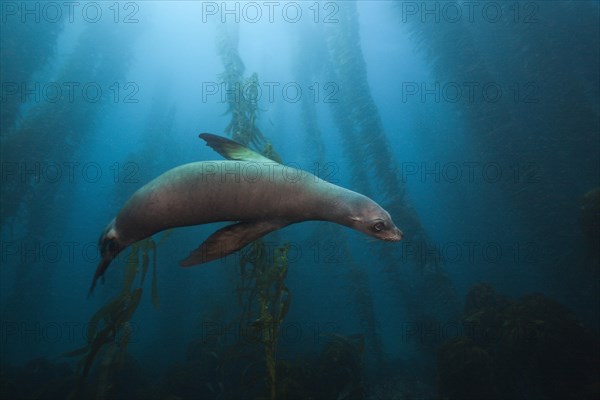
[1,2,598,399]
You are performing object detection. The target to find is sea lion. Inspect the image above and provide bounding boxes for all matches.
[89,134,403,294]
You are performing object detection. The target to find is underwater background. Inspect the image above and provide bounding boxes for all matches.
[1,1,599,399]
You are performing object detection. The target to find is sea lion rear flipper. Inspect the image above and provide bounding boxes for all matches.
[88,257,111,297]
[179,220,289,266]
[199,133,277,163]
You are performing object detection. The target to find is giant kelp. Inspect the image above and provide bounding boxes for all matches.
[292,19,386,368]
[65,237,160,399]
[157,330,367,400]
[238,242,292,399]
[0,12,64,137]
[401,1,600,305]
[321,2,459,357]
[0,20,139,363]
[215,25,290,399]
[217,25,265,148]
[439,283,600,400]
[1,20,138,223]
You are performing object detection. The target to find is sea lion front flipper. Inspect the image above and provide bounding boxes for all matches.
[179,220,289,266]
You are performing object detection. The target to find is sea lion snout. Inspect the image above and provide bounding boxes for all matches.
[384,226,403,242]
[394,227,404,241]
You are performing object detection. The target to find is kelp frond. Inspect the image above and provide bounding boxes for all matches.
[65,233,170,396]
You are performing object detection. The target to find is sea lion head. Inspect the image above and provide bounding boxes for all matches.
[346,196,403,242]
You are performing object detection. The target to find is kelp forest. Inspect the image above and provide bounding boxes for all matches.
[1,2,598,400]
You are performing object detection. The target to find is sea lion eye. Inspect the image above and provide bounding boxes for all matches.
[372,221,385,232]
